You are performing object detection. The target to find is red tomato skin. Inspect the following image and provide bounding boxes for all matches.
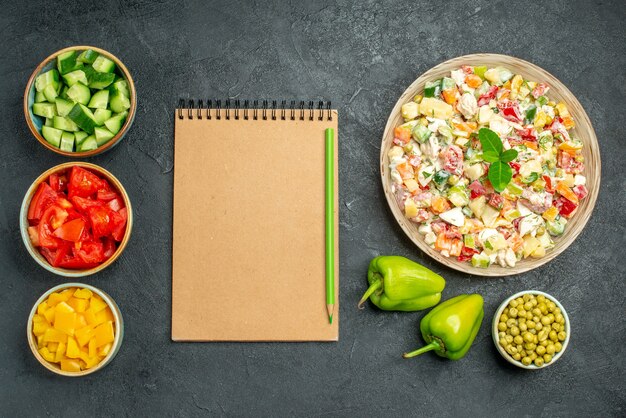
[103,238,117,259]
[469,180,486,199]
[38,205,69,248]
[107,197,123,212]
[110,210,127,242]
[53,218,86,243]
[68,166,105,199]
[28,182,58,222]
[88,206,113,239]
[97,189,118,201]
[75,241,105,265]
[71,196,104,213]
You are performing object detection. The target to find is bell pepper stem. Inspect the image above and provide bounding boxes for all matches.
[357,278,382,309]
[402,341,441,359]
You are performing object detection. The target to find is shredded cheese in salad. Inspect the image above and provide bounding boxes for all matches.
[389,65,588,268]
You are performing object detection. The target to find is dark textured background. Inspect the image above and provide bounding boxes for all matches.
[1,0,624,416]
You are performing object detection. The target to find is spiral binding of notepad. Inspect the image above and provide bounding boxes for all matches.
[177,99,333,121]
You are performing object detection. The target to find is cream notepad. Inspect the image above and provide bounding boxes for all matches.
[172,100,338,341]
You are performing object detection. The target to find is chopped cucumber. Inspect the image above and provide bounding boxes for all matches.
[57,51,81,75]
[66,83,91,105]
[62,69,88,86]
[92,55,116,73]
[77,136,97,152]
[94,126,115,146]
[55,98,75,117]
[93,108,112,125]
[60,132,75,152]
[41,126,63,147]
[35,69,60,92]
[77,49,99,64]
[103,112,127,134]
[109,79,129,97]
[53,116,80,132]
[88,90,109,109]
[88,71,115,89]
[60,85,69,99]
[74,131,88,145]
[44,118,53,127]
[109,92,130,113]
[34,91,47,103]
[68,104,98,134]
[42,84,58,102]
[32,103,57,118]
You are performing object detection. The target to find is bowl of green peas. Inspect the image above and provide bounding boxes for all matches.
[492,290,570,369]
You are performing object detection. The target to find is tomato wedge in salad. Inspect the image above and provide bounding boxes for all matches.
[26,166,128,269]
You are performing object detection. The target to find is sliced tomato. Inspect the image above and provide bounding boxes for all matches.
[71,196,104,213]
[103,238,117,259]
[40,243,72,268]
[107,197,124,212]
[457,246,479,262]
[27,182,58,222]
[38,205,69,248]
[68,166,105,199]
[28,226,40,247]
[110,210,127,242]
[97,189,118,201]
[53,218,86,243]
[49,174,60,192]
[75,241,105,265]
[555,196,577,218]
[543,175,555,193]
[88,206,113,239]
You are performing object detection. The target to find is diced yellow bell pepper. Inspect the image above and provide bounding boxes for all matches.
[522,236,541,258]
[47,292,65,307]
[542,206,559,222]
[32,314,46,324]
[54,311,77,336]
[96,307,115,324]
[32,320,50,336]
[38,347,55,363]
[55,301,75,314]
[37,301,48,315]
[73,288,93,299]
[55,342,66,363]
[94,321,115,347]
[37,334,45,349]
[66,336,80,358]
[83,309,98,326]
[68,297,89,313]
[89,296,107,313]
[47,342,59,353]
[43,327,68,344]
[555,102,570,117]
[75,313,88,329]
[98,343,112,357]
[43,307,56,324]
[60,359,81,372]
[89,337,97,358]
[533,111,547,129]
[75,326,95,347]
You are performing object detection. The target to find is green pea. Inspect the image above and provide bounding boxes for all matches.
[526,312,533,320]
[553,307,561,315]
[535,322,543,331]
[532,308,542,317]
[499,337,507,347]
[531,298,538,307]
[538,304,548,315]
[523,332,534,343]
[529,352,537,361]
[527,320,536,329]
[524,343,536,351]
[558,331,566,341]
[546,344,556,354]
[538,329,549,342]
[523,294,532,302]
[513,353,521,361]
[519,323,528,332]
[510,299,519,308]
[541,316,551,325]
[498,322,507,332]
[509,308,518,318]
[519,350,527,357]
[533,316,540,323]
[507,318,517,327]
[505,335,514,344]
[517,309,526,319]
[534,357,544,367]
[540,340,549,347]
[552,323,561,332]
[510,327,520,336]
[537,295,546,304]
[522,356,532,366]
[555,342,563,352]
[498,331,506,340]
[524,301,533,311]
[500,314,509,323]
[549,330,558,342]
[543,354,553,363]
[514,335,524,345]
[555,313,564,324]
[516,297,525,305]
[547,302,556,312]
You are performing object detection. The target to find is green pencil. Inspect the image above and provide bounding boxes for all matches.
[325,128,335,324]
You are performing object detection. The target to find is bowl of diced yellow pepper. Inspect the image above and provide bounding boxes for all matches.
[27,283,123,376]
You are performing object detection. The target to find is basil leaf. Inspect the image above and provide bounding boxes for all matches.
[482,151,501,163]
[500,149,519,163]
[488,161,513,193]
[479,128,503,155]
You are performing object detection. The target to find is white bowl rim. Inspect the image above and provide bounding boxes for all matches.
[492,290,570,370]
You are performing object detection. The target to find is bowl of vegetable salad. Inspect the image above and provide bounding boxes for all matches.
[24,46,136,156]
[20,162,133,277]
[381,54,600,276]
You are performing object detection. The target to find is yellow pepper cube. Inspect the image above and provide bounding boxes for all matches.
[33,320,49,336]
[75,313,88,330]
[38,347,55,363]
[47,292,65,307]
[37,334,45,349]
[89,296,107,313]
[94,321,115,347]
[37,301,48,315]
[43,327,68,344]
[68,297,89,313]
[83,309,98,326]
[73,288,93,299]
[55,342,66,363]
[75,326,94,347]
[89,338,97,358]
[60,359,81,372]
[47,342,59,353]
[66,336,81,359]
[54,311,77,336]
[542,206,559,222]
[43,307,56,324]
[96,307,115,325]
[55,301,75,314]
[98,343,112,357]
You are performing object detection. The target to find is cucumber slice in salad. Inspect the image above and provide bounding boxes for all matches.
[42,126,63,147]
[35,69,60,92]
[92,55,115,73]
[93,108,112,125]
[77,136,98,152]
[60,132,75,152]
[109,92,130,113]
[34,91,47,103]
[32,103,57,119]
[103,111,127,134]
[74,131,88,145]
[55,98,75,117]
[77,49,99,64]
[88,71,116,89]
[53,116,80,132]
[44,118,53,127]
[66,83,91,105]
[42,84,58,102]
[94,126,115,146]
[62,69,88,86]
[57,51,82,75]
[88,90,109,109]
[68,104,98,134]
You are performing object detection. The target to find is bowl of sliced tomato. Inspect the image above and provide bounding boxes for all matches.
[20,162,132,276]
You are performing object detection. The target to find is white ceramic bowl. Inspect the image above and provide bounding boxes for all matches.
[492,290,570,369]
[27,282,124,377]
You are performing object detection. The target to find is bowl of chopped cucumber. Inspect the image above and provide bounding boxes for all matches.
[24,46,136,156]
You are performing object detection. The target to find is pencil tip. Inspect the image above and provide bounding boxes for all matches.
[329,314,333,324]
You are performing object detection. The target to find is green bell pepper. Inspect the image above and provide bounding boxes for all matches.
[403,294,484,360]
[358,256,445,312]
